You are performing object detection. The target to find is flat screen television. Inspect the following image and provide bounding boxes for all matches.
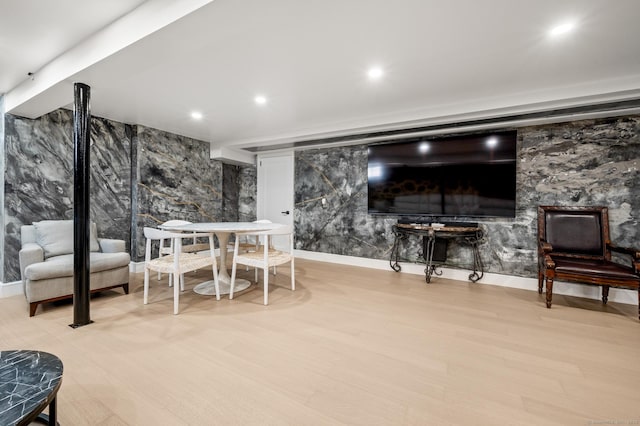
[367,130,517,218]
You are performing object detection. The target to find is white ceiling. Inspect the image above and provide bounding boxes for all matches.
[3,0,640,151]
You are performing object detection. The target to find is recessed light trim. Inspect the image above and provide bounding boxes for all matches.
[190,111,203,120]
[549,21,575,37]
[367,66,384,81]
[254,95,268,105]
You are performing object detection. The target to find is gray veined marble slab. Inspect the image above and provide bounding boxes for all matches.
[0,350,63,426]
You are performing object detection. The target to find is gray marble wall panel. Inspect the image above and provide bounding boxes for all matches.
[221,164,257,223]
[222,164,240,222]
[3,109,131,282]
[0,96,5,281]
[0,95,5,283]
[295,115,640,279]
[237,165,257,222]
[134,126,223,261]
[295,147,398,259]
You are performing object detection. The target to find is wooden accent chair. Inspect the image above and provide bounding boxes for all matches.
[537,206,640,319]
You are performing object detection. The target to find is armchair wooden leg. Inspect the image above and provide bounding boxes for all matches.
[602,286,610,304]
[545,277,554,308]
[29,302,39,317]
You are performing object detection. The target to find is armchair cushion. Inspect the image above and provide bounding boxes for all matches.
[34,220,100,258]
[99,238,126,253]
[24,252,131,281]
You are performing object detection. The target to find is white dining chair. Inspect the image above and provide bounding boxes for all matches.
[158,219,210,290]
[229,224,294,305]
[230,219,277,274]
[143,227,220,314]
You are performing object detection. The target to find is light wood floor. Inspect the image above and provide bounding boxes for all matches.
[2,259,639,426]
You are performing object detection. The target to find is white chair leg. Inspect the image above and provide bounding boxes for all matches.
[157,271,162,281]
[263,267,269,306]
[143,268,150,304]
[173,274,180,315]
[291,260,295,291]
[230,260,237,300]
[168,273,173,288]
[180,273,185,291]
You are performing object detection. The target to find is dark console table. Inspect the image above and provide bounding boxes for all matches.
[390,223,484,283]
[0,350,63,426]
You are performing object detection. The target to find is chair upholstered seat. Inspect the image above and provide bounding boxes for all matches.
[24,252,130,280]
[552,258,638,280]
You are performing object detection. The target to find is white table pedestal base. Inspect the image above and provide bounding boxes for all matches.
[193,278,251,296]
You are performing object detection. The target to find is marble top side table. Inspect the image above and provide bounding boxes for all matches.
[0,350,63,426]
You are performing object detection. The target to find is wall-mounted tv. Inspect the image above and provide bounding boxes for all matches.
[367,130,517,218]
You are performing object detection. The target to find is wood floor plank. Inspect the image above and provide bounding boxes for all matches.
[1,258,639,425]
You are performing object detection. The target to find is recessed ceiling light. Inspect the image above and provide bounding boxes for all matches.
[190,111,203,120]
[254,95,267,105]
[367,66,384,81]
[549,21,575,37]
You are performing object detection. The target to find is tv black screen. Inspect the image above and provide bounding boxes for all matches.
[367,130,517,218]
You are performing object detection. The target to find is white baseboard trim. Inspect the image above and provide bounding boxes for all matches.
[0,280,23,298]
[13,252,632,305]
[131,261,145,274]
[294,250,638,306]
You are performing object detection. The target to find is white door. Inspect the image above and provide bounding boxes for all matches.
[257,152,294,240]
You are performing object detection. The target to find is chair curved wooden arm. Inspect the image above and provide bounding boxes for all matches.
[537,205,640,319]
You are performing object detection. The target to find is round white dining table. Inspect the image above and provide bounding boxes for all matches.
[159,221,282,295]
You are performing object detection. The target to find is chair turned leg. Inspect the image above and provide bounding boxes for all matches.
[537,270,543,294]
[545,278,554,308]
[602,286,610,304]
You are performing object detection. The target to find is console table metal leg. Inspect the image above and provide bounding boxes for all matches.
[390,234,402,272]
[424,233,436,283]
[468,241,484,283]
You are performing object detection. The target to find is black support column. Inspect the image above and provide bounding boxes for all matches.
[70,82,93,328]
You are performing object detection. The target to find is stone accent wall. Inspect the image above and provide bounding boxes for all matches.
[294,115,640,278]
[4,110,131,281]
[3,109,256,279]
[2,108,637,282]
[133,125,223,261]
[222,163,257,223]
